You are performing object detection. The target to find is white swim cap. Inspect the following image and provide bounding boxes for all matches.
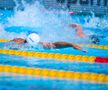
[26,33,40,45]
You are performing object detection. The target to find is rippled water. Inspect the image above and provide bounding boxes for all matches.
[0,0,108,90]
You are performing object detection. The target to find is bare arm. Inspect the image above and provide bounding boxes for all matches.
[9,38,26,44]
[70,24,86,37]
[53,42,86,52]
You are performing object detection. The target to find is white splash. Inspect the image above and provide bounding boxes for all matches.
[6,1,75,42]
[0,0,107,43]
[84,14,108,29]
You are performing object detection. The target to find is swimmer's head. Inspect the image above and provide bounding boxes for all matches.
[89,35,100,44]
[26,33,40,45]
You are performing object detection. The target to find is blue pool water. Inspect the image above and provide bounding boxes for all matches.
[0,1,108,90]
[0,54,108,90]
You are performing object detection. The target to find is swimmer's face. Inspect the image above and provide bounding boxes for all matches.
[13,38,25,44]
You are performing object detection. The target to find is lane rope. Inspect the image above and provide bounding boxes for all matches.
[79,44,108,50]
[0,49,108,63]
[0,39,10,42]
[0,39,108,50]
[0,65,108,83]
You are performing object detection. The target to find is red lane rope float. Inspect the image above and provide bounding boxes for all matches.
[95,57,108,63]
[0,49,108,63]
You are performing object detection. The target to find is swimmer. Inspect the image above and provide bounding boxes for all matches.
[70,24,100,44]
[70,24,86,38]
[10,33,86,52]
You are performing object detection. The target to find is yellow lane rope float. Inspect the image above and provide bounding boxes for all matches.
[0,39,10,42]
[0,39,108,50]
[0,49,108,63]
[79,44,108,50]
[0,65,108,83]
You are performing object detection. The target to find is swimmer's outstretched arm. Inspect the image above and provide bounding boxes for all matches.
[53,42,87,52]
[9,38,26,44]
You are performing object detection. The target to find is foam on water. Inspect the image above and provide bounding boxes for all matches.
[6,1,76,42]
[84,13,108,29]
[0,0,108,43]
